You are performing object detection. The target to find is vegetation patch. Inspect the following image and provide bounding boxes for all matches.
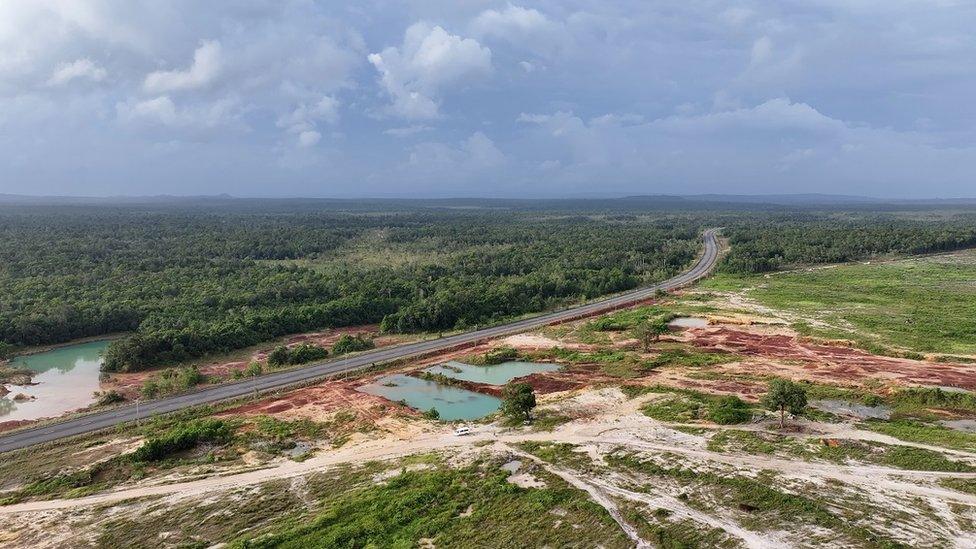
[231,465,630,548]
[131,418,235,462]
[641,388,755,425]
[705,249,976,354]
[862,419,976,452]
[140,366,206,398]
[606,452,903,547]
[622,503,742,549]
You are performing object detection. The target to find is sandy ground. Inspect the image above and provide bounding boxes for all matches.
[2,386,975,548]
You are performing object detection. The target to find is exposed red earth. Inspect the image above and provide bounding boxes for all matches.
[682,326,976,390]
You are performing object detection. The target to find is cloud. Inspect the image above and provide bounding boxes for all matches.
[297,130,321,148]
[116,95,238,130]
[407,131,505,171]
[47,58,106,86]
[469,4,565,57]
[653,98,846,135]
[368,22,492,119]
[144,40,222,94]
[276,95,339,147]
[383,125,433,137]
[470,5,552,38]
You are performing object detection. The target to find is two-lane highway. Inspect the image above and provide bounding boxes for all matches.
[0,229,720,454]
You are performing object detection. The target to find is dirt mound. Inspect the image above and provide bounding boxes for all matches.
[217,380,408,423]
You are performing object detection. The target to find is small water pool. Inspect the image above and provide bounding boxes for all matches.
[1,340,110,422]
[358,374,502,421]
[668,317,709,329]
[424,360,561,385]
[810,399,891,420]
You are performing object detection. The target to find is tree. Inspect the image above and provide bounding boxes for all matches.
[632,318,670,352]
[761,379,807,428]
[501,382,537,421]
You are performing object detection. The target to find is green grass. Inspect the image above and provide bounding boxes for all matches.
[518,441,598,472]
[701,252,976,354]
[862,419,976,452]
[231,465,630,548]
[941,478,976,496]
[639,388,755,425]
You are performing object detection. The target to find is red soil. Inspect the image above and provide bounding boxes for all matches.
[217,380,409,422]
[683,326,976,390]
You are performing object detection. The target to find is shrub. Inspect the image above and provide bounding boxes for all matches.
[422,407,440,420]
[243,361,263,378]
[139,366,206,399]
[95,390,125,406]
[267,346,290,367]
[484,346,519,365]
[332,334,374,355]
[267,344,329,367]
[708,396,752,425]
[288,343,329,364]
[131,419,233,462]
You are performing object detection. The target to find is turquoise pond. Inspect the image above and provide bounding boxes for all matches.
[1,340,110,422]
[358,374,501,421]
[357,361,560,421]
[424,360,561,385]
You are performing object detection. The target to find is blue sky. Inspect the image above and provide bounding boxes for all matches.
[2,1,975,198]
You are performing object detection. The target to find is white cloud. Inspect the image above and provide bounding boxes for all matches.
[368,22,492,119]
[116,95,238,130]
[276,95,339,146]
[47,58,106,86]
[750,36,774,66]
[590,113,645,127]
[470,5,552,38]
[144,40,222,94]
[407,131,505,170]
[469,4,565,56]
[654,98,846,134]
[297,130,321,148]
[383,125,433,137]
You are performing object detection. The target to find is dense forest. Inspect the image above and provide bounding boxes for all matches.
[0,204,699,371]
[2,199,976,372]
[718,214,976,273]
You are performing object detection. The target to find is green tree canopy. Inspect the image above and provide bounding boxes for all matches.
[501,382,537,421]
[761,379,808,428]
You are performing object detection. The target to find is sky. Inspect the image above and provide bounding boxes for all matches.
[2,1,975,198]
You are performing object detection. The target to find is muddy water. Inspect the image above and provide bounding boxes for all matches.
[941,419,976,433]
[810,399,891,420]
[1,340,109,421]
[358,374,501,421]
[668,317,709,329]
[424,360,560,385]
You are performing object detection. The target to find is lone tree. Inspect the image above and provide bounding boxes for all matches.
[761,378,808,428]
[501,382,537,422]
[632,317,670,352]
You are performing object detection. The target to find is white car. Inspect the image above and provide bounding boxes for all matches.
[454,426,471,436]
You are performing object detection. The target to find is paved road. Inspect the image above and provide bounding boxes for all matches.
[0,229,720,454]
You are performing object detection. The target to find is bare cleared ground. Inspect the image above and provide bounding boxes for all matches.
[2,299,976,547]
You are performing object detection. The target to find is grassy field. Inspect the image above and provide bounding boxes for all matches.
[230,462,630,548]
[701,250,976,354]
